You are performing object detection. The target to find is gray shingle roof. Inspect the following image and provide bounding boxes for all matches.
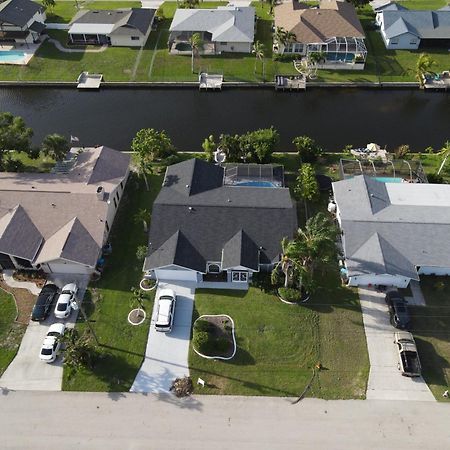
[222,229,259,271]
[144,159,297,272]
[333,175,450,279]
[0,0,43,27]
[88,146,130,185]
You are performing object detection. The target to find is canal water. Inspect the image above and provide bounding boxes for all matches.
[0,87,449,151]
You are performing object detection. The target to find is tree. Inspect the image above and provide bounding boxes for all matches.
[294,163,319,219]
[437,140,450,175]
[416,53,436,87]
[130,286,146,310]
[394,144,410,159]
[346,0,370,7]
[202,135,217,162]
[252,41,265,78]
[41,133,70,161]
[307,51,326,66]
[292,135,323,163]
[61,329,97,370]
[42,0,56,12]
[0,112,33,165]
[274,27,296,54]
[136,245,148,262]
[189,33,203,74]
[218,133,242,162]
[239,127,279,163]
[131,128,175,190]
[272,237,297,288]
[134,208,150,232]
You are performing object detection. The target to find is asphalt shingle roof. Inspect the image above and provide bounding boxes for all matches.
[222,229,259,271]
[0,0,42,27]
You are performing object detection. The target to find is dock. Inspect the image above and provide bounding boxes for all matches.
[275,75,306,91]
[199,72,223,90]
[422,71,450,91]
[77,72,103,89]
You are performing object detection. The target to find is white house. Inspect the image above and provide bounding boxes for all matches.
[0,0,46,44]
[0,146,130,275]
[332,175,450,288]
[68,8,155,47]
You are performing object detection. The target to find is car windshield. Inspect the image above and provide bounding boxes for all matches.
[41,348,53,356]
[47,331,59,337]
[57,302,67,311]
[62,290,72,295]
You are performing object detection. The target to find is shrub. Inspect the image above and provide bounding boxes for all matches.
[192,331,210,353]
[278,287,303,303]
[427,172,445,184]
[292,135,323,163]
[194,319,211,332]
[435,281,445,291]
[214,337,230,353]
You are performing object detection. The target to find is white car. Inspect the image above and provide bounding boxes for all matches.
[54,283,78,319]
[155,288,176,333]
[39,323,66,363]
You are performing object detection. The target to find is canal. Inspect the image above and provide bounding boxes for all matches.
[1,87,449,151]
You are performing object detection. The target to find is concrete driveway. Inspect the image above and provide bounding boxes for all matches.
[0,275,89,391]
[131,282,195,393]
[359,288,434,401]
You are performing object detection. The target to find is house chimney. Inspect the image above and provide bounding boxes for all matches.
[96,186,105,201]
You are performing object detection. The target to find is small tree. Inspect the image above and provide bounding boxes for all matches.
[0,112,33,165]
[202,135,217,162]
[42,0,56,12]
[394,144,410,159]
[41,133,70,161]
[437,140,450,175]
[130,286,146,310]
[189,33,203,74]
[134,208,150,232]
[293,135,322,163]
[416,53,436,87]
[218,133,242,162]
[239,127,279,163]
[136,245,148,262]
[61,329,97,370]
[252,41,265,79]
[294,163,319,219]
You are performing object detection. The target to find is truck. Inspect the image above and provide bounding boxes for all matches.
[394,331,422,377]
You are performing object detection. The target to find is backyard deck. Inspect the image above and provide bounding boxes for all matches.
[274,75,306,91]
[77,72,103,89]
[199,72,223,90]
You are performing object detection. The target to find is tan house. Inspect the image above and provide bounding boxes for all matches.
[0,146,130,275]
[274,0,367,68]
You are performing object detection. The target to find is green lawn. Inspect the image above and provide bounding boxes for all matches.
[62,173,162,391]
[0,289,26,377]
[189,272,369,398]
[8,151,55,173]
[399,0,447,9]
[410,277,450,402]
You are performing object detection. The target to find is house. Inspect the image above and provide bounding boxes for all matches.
[0,0,46,44]
[68,8,155,46]
[0,146,130,275]
[143,159,297,285]
[274,0,367,67]
[375,3,450,49]
[332,175,450,288]
[168,6,255,54]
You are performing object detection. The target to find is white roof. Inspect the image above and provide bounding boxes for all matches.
[385,183,450,207]
[156,298,172,325]
[68,23,116,34]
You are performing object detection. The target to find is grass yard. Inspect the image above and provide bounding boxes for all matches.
[399,0,448,9]
[62,173,162,391]
[189,272,369,398]
[8,151,55,173]
[410,277,450,401]
[0,289,26,377]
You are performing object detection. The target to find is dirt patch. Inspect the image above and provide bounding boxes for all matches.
[0,278,36,325]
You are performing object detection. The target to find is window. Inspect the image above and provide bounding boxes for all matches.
[106,221,110,233]
[232,271,248,282]
[207,263,221,273]
[113,197,117,209]
[391,39,398,45]
[120,181,124,191]
[131,36,140,41]
[410,39,417,45]
[115,191,120,202]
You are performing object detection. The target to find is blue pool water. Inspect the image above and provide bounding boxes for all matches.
[375,177,403,183]
[0,51,26,62]
[326,53,355,63]
[235,181,277,188]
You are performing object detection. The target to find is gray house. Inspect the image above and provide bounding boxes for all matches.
[143,159,297,285]
[169,6,255,54]
[376,3,450,49]
[332,175,450,288]
[68,8,155,47]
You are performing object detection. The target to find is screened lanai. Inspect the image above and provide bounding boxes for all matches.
[306,36,367,63]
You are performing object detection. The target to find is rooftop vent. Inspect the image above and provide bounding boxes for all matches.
[96,185,105,201]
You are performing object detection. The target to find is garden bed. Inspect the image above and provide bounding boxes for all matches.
[278,287,310,304]
[12,270,47,289]
[192,315,236,360]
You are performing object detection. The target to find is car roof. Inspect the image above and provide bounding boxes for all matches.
[62,283,77,291]
[156,298,173,324]
[42,284,58,292]
[57,292,72,302]
[42,336,57,347]
[158,288,175,299]
[47,323,65,334]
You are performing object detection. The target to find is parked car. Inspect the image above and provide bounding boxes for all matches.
[39,323,66,363]
[394,331,422,377]
[155,288,176,333]
[385,291,410,329]
[54,283,78,319]
[31,284,59,322]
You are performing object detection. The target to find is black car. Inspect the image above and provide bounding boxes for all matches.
[31,284,59,322]
[385,291,410,329]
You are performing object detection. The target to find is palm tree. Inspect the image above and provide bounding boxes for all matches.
[252,41,265,78]
[61,329,97,370]
[134,208,150,232]
[189,33,203,74]
[437,140,450,175]
[416,53,436,87]
[308,51,326,66]
[272,237,298,288]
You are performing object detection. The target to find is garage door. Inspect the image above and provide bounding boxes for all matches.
[155,269,199,282]
[46,263,92,275]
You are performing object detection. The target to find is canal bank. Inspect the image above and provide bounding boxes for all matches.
[0,87,448,151]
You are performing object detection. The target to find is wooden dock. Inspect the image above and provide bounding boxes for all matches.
[275,75,306,91]
[199,73,223,90]
[423,71,450,91]
[77,72,103,89]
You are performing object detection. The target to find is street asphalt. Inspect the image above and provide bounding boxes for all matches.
[0,392,449,449]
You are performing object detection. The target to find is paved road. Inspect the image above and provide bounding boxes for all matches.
[359,288,434,401]
[0,392,449,449]
[131,282,195,393]
[0,275,89,391]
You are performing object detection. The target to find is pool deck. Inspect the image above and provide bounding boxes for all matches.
[0,42,42,66]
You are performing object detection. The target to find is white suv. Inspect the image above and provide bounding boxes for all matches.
[54,283,78,319]
[155,289,176,333]
[39,323,66,363]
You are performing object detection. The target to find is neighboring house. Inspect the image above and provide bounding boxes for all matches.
[143,159,297,286]
[375,3,450,49]
[0,146,130,275]
[0,0,46,44]
[68,8,155,46]
[274,0,366,68]
[168,6,255,54]
[332,175,450,288]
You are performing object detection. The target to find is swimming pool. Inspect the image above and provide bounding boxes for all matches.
[375,177,403,183]
[0,50,26,63]
[235,181,278,188]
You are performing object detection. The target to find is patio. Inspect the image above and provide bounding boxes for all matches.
[169,40,216,55]
[0,41,42,66]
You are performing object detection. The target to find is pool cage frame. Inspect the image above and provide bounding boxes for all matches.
[339,159,428,183]
[306,37,367,63]
[223,164,285,187]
